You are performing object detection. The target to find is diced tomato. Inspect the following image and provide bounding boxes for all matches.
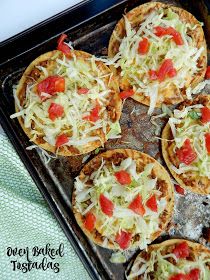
[57,33,67,46]
[57,43,71,57]
[148,70,158,80]
[205,66,210,79]
[78,88,89,94]
[154,26,183,45]
[169,273,189,280]
[174,184,185,195]
[115,170,131,185]
[170,29,183,45]
[83,212,96,232]
[48,102,64,121]
[83,101,101,122]
[187,268,200,280]
[119,89,135,99]
[169,268,200,280]
[168,67,177,78]
[57,33,71,58]
[138,37,150,55]
[172,241,190,259]
[146,194,158,212]
[129,194,145,216]
[89,105,100,122]
[149,59,177,82]
[157,59,176,81]
[154,26,168,37]
[99,194,114,217]
[205,133,210,154]
[37,76,65,99]
[115,230,132,250]
[55,134,69,148]
[176,139,197,165]
[201,107,210,123]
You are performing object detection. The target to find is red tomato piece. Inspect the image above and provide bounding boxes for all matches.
[119,89,135,99]
[57,33,68,46]
[169,273,189,280]
[168,67,177,78]
[149,59,177,82]
[57,43,71,58]
[187,268,200,280]
[205,133,210,154]
[37,76,65,99]
[154,26,168,37]
[77,88,89,94]
[83,101,101,122]
[48,103,64,121]
[99,194,114,217]
[157,59,176,81]
[83,212,96,232]
[138,37,150,55]
[89,105,100,122]
[154,26,183,45]
[57,33,71,58]
[146,194,158,212]
[201,107,210,123]
[115,230,132,250]
[168,27,183,45]
[129,194,145,216]
[172,241,190,259]
[205,66,210,79]
[174,184,185,195]
[114,170,131,185]
[176,139,197,165]
[55,134,69,148]
[148,70,158,80]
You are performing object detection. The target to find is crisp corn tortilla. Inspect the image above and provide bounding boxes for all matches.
[127,238,210,280]
[162,95,210,195]
[15,50,122,156]
[108,2,207,107]
[72,148,174,249]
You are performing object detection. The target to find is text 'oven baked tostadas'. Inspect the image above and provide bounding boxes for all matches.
[72,149,174,250]
[108,2,207,114]
[11,34,122,156]
[162,95,210,195]
[127,239,210,279]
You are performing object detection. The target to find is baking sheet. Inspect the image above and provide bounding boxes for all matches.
[0,0,209,279]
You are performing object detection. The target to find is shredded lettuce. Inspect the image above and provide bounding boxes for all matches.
[185,80,210,100]
[110,251,127,263]
[74,157,167,250]
[106,121,121,140]
[168,104,210,179]
[26,144,57,164]
[110,8,203,114]
[12,53,118,151]
[127,246,210,280]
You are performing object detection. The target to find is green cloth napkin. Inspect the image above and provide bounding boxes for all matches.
[0,133,91,280]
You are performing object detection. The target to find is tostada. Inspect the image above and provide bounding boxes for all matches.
[72,149,174,250]
[108,2,207,114]
[11,35,122,156]
[162,95,210,195]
